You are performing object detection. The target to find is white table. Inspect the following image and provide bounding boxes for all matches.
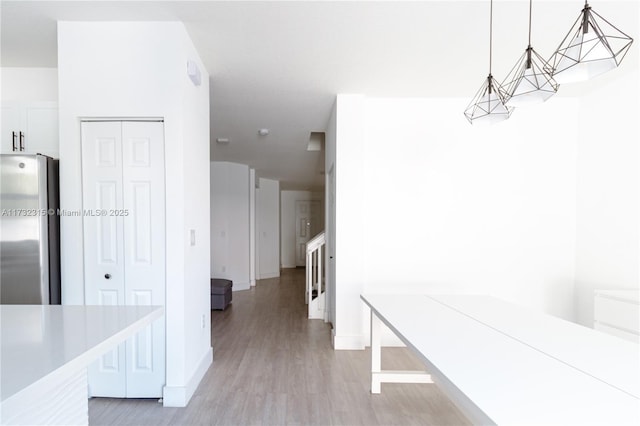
[1,305,163,425]
[361,294,640,425]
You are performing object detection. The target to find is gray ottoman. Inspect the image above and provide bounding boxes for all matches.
[211,279,232,310]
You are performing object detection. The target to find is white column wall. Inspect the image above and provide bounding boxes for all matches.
[178,28,212,406]
[250,168,257,287]
[57,21,211,407]
[333,95,367,349]
[256,178,280,279]
[325,102,337,331]
[331,95,580,349]
[210,161,251,290]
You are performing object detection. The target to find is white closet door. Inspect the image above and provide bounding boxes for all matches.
[82,121,126,397]
[121,121,165,397]
[82,121,165,398]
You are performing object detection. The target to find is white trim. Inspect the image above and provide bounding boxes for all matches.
[258,272,280,280]
[80,117,164,122]
[332,333,365,350]
[232,281,251,291]
[162,346,212,407]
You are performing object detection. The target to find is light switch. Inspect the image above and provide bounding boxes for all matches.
[190,229,196,246]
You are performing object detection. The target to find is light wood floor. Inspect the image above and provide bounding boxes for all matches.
[89,268,470,425]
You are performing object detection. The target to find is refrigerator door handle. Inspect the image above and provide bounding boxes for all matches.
[12,131,17,151]
[19,131,25,151]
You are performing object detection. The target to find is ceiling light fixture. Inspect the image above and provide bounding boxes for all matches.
[503,0,558,107]
[258,128,270,136]
[464,0,513,125]
[546,1,633,84]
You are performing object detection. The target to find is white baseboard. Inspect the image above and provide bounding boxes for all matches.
[232,281,251,291]
[281,264,296,269]
[258,272,280,280]
[332,330,365,350]
[250,279,256,287]
[162,346,212,407]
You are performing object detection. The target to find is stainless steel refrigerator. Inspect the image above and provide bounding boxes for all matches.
[0,154,61,304]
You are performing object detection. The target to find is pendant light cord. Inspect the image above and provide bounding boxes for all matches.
[489,0,493,75]
[528,0,532,47]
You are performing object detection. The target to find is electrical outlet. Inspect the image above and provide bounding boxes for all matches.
[201,314,205,329]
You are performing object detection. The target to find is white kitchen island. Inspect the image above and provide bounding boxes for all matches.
[0,305,163,425]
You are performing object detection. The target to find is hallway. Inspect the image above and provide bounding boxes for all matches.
[89,268,468,425]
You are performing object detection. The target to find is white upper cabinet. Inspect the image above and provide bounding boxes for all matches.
[1,101,59,158]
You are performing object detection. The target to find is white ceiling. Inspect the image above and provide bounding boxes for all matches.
[2,0,638,190]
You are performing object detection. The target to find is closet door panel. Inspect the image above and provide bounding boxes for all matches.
[81,121,126,398]
[122,121,166,397]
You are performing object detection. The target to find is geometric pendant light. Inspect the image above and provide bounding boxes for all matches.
[464,0,513,124]
[546,1,633,84]
[503,0,558,107]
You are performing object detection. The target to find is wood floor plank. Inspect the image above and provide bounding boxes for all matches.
[89,268,470,425]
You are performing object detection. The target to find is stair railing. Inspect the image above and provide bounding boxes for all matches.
[305,231,326,319]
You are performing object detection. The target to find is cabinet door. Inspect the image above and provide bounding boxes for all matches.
[1,104,21,153]
[24,104,59,157]
[1,102,59,156]
[82,121,127,397]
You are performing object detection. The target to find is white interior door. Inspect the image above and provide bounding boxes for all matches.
[82,120,165,398]
[121,121,165,397]
[82,121,126,397]
[295,200,321,267]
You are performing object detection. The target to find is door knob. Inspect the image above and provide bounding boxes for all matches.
[105,273,112,279]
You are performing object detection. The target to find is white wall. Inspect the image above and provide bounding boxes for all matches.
[250,168,256,287]
[57,21,211,407]
[256,177,280,279]
[280,190,324,268]
[574,50,640,326]
[210,161,251,290]
[331,95,367,349]
[181,37,212,391]
[331,95,579,349]
[325,102,337,331]
[1,67,58,101]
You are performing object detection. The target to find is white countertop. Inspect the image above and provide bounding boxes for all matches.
[1,305,163,403]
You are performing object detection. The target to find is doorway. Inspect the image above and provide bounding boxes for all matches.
[295,200,322,267]
[81,120,165,398]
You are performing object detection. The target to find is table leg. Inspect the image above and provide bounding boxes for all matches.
[369,308,432,394]
[371,309,382,394]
